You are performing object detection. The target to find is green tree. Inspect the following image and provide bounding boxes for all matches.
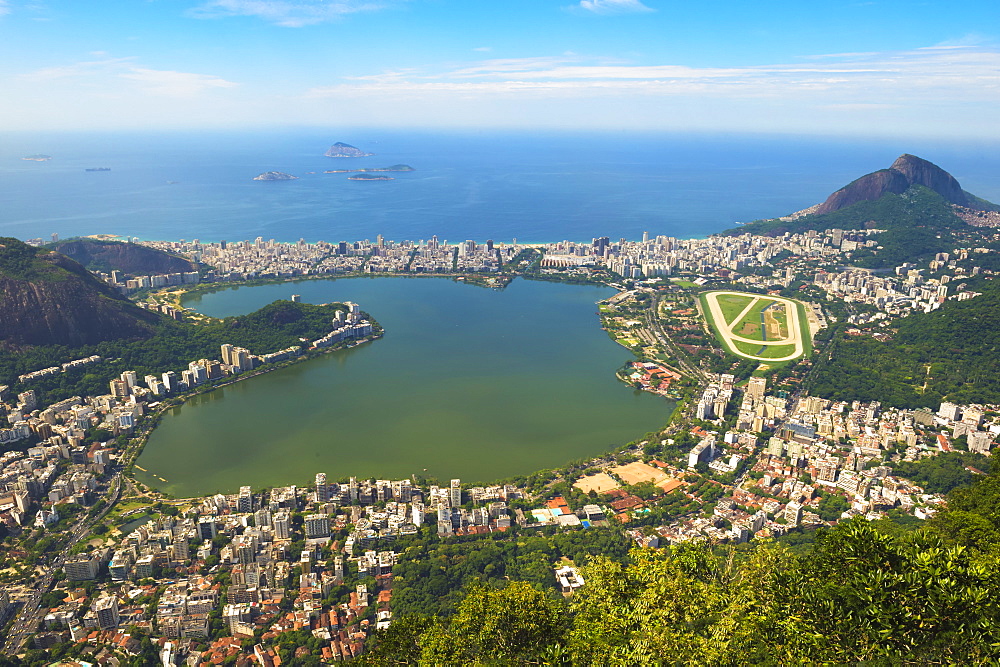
[568,542,792,664]
[773,517,1000,663]
[418,581,568,663]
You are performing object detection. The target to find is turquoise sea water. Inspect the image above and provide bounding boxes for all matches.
[3,129,998,244]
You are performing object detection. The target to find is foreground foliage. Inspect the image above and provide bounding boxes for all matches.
[364,452,1000,664]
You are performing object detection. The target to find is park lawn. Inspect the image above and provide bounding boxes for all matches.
[736,319,763,338]
[756,344,798,359]
[732,340,797,359]
[672,279,699,288]
[107,499,152,518]
[733,340,765,356]
[717,294,756,327]
[728,298,775,342]
[701,291,809,362]
[796,301,814,357]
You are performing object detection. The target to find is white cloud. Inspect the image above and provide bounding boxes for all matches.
[344,68,419,83]
[20,57,238,97]
[932,34,991,48]
[575,0,654,15]
[473,47,492,52]
[305,46,1000,111]
[120,68,239,96]
[0,1,10,17]
[189,0,401,27]
[6,43,999,137]
[446,56,581,78]
[21,57,137,81]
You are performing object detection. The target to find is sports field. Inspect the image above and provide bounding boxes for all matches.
[700,291,809,362]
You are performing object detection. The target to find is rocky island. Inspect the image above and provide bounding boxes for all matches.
[325,141,374,158]
[347,175,394,181]
[252,171,298,181]
[324,164,414,174]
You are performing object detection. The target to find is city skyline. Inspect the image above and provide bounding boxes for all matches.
[0,0,997,138]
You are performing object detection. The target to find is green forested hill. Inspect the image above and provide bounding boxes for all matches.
[0,237,161,348]
[805,280,1000,407]
[0,300,355,407]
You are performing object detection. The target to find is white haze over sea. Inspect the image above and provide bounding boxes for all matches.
[1,129,998,245]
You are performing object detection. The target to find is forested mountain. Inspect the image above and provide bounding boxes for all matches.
[723,155,998,268]
[815,153,987,214]
[730,186,970,268]
[0,298,356,407]
[0,237,160,348]
[805,279,1000,407]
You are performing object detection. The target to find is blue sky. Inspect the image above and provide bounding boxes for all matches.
[1,0,998,137]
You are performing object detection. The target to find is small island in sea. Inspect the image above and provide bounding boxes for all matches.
[252,171,298,181]
[325,164,414,174]
[22,154,52,161]
[348,175,394,181]
[325,141,374,158]
[85,167,111,172]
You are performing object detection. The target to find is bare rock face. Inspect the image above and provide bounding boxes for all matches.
[253,171,297,181]
[888,154,969,206]
[50,239,196,276]
[0,238,159,348]
[815,154,972,214]
[324,142,374,158]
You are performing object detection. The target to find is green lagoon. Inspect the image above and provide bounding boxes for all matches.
[135,277,671,497]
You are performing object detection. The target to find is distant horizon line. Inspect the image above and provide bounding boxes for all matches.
[2,126,999,146]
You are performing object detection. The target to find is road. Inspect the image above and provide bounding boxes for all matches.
[1,472,123,656]
[645,293,707,382]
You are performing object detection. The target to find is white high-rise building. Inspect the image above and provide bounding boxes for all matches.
[316,473,329,503]
[304,514,330,538]
[273,512,291,540]
[937,402,961,422]
[93,596,120,629]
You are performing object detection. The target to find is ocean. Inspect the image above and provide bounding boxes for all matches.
[1,129,998,245]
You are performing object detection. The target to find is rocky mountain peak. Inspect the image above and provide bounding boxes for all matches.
[815,154,973,215]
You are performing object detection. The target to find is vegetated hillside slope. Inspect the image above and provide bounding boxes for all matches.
[732,186,968,268]
[0,237,160,349]
[0,299,357,407]
[804,280,1000,407]
[48,238,196,275]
